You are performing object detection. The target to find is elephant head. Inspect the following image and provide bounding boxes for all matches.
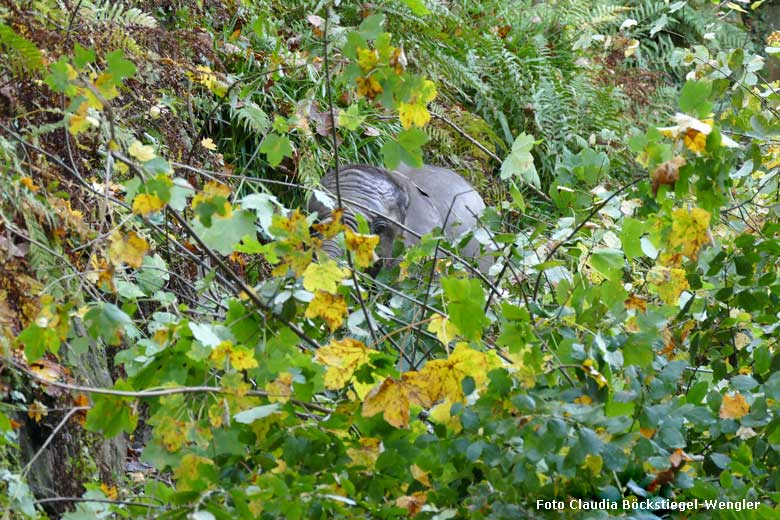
[308,163,489,270]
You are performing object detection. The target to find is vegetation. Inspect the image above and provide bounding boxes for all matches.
[2,0,780,518]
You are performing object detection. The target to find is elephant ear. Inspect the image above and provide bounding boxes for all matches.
[388,169,443,245]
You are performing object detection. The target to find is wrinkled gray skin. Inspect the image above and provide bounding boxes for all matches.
[307,163,488,270]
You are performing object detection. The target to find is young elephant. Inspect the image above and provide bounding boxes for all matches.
[307,163,488,269]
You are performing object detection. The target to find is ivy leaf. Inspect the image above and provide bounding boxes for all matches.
[260,132,293,167]
[501,132,540,188]
[381,128,429,169]
[441,277,488,341]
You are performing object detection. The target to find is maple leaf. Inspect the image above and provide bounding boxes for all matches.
[209,340,258,371]
[398,102,431,128]
[357,47,379,71]
[305,290,348,331]
[427,314,459,346]
[312,208,344,239]
[356,76,383,100]
[669,207,711,260]
[362,377,414,428]
[719,392,750,419]
[302,259,350,294]
[314,338,375,390]
[128,140,156,162]
[265,372,293,403]
[344,229,379,267]
[28,400,48,422]
[647,265,690,305]
[429,399,462,432]
[132,193,165,216]
[108,231,149,268]
[201,137,217,151]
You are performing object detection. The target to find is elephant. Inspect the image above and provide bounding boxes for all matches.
[307,163,490,271]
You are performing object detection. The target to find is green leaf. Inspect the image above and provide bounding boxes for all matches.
[441,277,488,341]
[620,217,645,261]
[500,132,539,188]
[83,303,133,346]
[44,58,72,93]
[233,404,280,424]
[105,50,136,84]
[17,323,60,362]
[73,43,95,69]
[381,128,429,169]
[191,210,257,255]
[590,248,624,282]
[399,0,430,15]
[359,13,385,40]
[85,380,138,437]
[259,133,294,167]
[338,105,366,131]
[679,81,712,118]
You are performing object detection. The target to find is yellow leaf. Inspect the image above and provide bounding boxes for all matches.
[362,377,413,428]
[132,193,165,216]
[305,291,348,332]
[201,137,217,151]
[109,231,149,268]
[344,229,379,268]
[719,392,750,419]
[302,259,350,294]
[99,483,118,500]
[398,102,431,129]
[584,454,603,475]
[95,72,119,101]
[647,265,690,305]
[347,437,383,468]
[313,208,344,239]
[581,359,608,388]
[507,345,538,389]
[411,464,431,488]
[128,140,156,162]
[173,454,214,492]
[19,176,39,191]
[265,372,293,403]
[429,398,461,432]
[314,338,375,390]
[574,395,592,405]
[357,47,379,71]
[417,79,437,104]
[68,101,91,135]
[640,427,655,439]
[210,340,258,371]
[28,400,47,422]
[669,207,711,260]
[427,314,458,346]
[356,76,383,100]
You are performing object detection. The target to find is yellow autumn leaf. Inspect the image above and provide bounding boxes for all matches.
[201,137,217,151]
[357,47,379,71]
[344,229,379,268]
[305,290,348,331]
[647,265,690,305]
[128,140,156,162]
[417,79,437,104]
[313,208,344,239]
[582,359,608,388]
[347,437,383,467]
[314,337,375,390]
[68,101,92,135]
[427,314,458,346]
[229,346,258,370]
[411,464,431,488]
[584,454,603,475]
[302,259,350,294]
[132,193,166,216]
[362,377,413,428]
[356,76,383,100]
[410,343,502,405]
[108,231,149,268]
[173,454,214,492]
[19,177,39,191]
[398,102,431,129]
[669,207,711,260]
[28,400,48,422]
[429,398,462,432]
[94,72,119,101]
[265,372,293,403]
[719,392,750,419]
[99,483,118,500]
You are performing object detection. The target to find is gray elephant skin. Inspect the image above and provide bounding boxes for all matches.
[307,163,488,269]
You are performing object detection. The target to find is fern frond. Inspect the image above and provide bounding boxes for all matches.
[82,1,158,28]
[0,23,43,74]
